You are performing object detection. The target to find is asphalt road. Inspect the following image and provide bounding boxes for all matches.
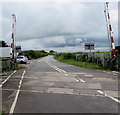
[2,55,120,114]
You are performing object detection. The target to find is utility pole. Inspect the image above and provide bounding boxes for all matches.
[10,14,16,67]
[104,2,116,57]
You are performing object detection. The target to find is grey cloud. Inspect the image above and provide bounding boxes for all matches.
[2,2,118,51]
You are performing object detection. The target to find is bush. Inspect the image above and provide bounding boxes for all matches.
[55,53,76,60]
[19,50,48,59]
[76,54,88,61]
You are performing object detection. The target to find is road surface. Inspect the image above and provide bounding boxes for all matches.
[2,55,119,114]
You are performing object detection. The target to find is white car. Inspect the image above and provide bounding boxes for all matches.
[16,56,28,64]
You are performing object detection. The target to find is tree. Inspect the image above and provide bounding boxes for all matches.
[49,50,55,53]
[0,41,8,47]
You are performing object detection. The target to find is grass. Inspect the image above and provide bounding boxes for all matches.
[0,111,4,115]
[17,64,27,70]
[54,56,108,70]
[2,64,27,72]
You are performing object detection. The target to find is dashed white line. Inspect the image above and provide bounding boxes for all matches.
[46,60,67,74]
[75,79,79,82]
[97,90,104,94]
[85,74,93,77]
[80,79,85,83]
[64,74,69,76]
[9,70,26,114]
[0,70,16,87]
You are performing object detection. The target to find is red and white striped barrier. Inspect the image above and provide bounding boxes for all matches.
[104,2,116,57]
[10,14,16,59]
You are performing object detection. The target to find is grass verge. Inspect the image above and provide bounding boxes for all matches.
[0,111,4,115]
[17,64,27,70]
[54,56,108,70]
[2,64,27,72]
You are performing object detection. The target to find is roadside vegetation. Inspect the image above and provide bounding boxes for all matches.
[2,64,27,72]
[54,52,110,70]
[19,50,48,59]
[0,111,3,115]
[1,50,48,72]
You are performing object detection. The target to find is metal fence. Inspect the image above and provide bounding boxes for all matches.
[1,58,17,71]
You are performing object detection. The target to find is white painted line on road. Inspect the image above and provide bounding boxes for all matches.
[75,79,79,82]
[65,74,69,76]
[105,94,120,103]
[85,74,93,77]
[73,72,85,75]
[9,70,26,114]
[112,71,119,74]
[9,89,20,114]
[0,70,16,87]
[97,90,120,103]
[46,60,67,74]
[53,66,63,73]
[113,73,118,76]
[80,79,85,83]
[97,90,104,94]
[53,65,67,73]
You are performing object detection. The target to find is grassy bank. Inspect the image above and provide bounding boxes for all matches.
[54,55,107,70]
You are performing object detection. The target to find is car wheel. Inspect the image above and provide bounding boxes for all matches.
[20,61,24,64]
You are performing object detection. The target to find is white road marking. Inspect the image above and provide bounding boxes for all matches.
[80,79,85,83]
[85,74,93,77]
[46,60,67,74]
[113,73,118,76]
[97,90,120,103]
[75,79,79,82]
[9,70,26,114]
[112,71,119,74]
[78,73,85,74]
[105,94,120,103]
[97,90,104,94]
[65,74,69,76]
[0,70,16,87]
[9,89,20,114]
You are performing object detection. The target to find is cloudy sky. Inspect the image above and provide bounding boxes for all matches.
[1,0,118,52]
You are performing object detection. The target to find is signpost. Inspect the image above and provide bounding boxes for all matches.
[85,43,95,52]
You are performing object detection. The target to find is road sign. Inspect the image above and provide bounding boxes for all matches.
[85,43,95,50]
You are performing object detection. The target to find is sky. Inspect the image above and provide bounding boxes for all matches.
[1,0,119,52]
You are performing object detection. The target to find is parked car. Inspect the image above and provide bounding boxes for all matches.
[16,56,28,64]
